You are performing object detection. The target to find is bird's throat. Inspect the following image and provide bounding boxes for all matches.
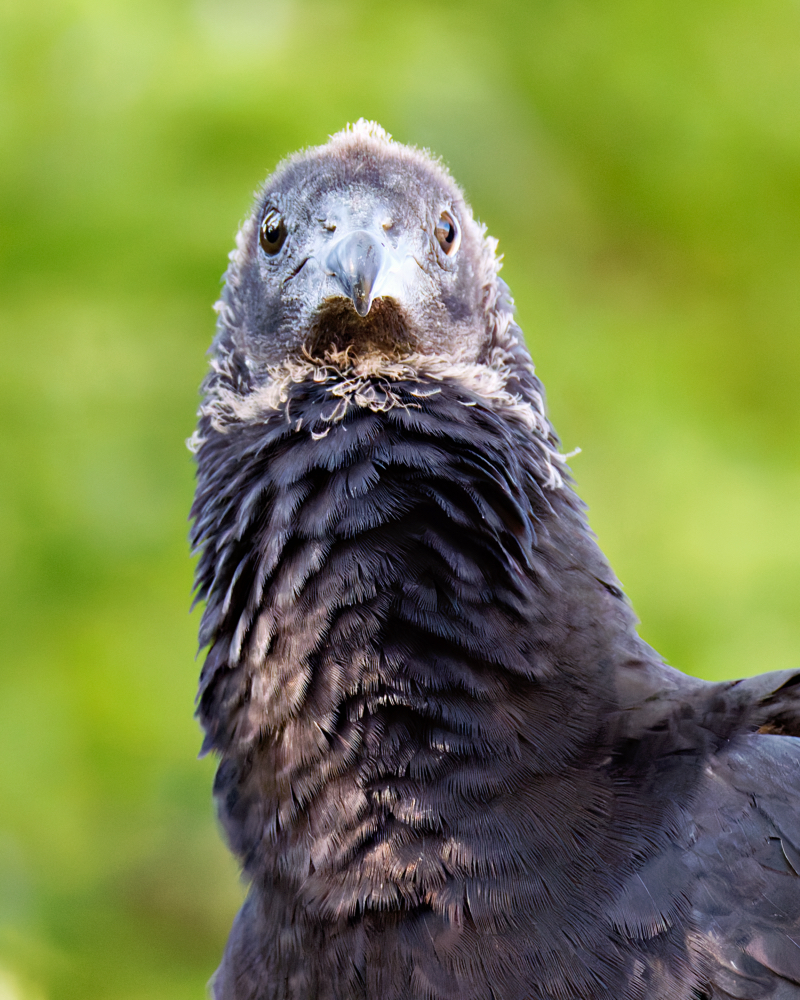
[305,296,418,362]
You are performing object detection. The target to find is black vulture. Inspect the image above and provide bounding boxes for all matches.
[190,120,800,1000]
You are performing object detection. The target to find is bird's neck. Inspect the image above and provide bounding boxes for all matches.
[191,363,646,913]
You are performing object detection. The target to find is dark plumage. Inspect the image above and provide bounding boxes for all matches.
[190,120,800,1000]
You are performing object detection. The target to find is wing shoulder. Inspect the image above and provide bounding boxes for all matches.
[687,733,800,999]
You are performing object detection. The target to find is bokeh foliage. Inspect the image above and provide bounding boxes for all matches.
[1,0,799,996]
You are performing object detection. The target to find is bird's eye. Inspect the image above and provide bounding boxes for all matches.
[434,210,460,256]
[260,210,287,255]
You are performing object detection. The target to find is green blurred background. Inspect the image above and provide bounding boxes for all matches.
[1,0,799,996]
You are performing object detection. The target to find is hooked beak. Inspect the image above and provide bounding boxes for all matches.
[324,229,396,317]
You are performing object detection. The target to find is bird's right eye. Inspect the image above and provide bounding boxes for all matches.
[260,210,287,255]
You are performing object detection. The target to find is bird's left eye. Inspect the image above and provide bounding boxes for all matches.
[260,210,287,255]
[435,210,460,256]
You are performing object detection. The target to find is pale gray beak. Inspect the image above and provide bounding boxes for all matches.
[324,229,391,317]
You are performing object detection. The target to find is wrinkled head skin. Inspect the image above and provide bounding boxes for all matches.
[217,120,506,367]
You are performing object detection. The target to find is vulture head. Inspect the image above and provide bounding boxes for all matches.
[217,120,503,367]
